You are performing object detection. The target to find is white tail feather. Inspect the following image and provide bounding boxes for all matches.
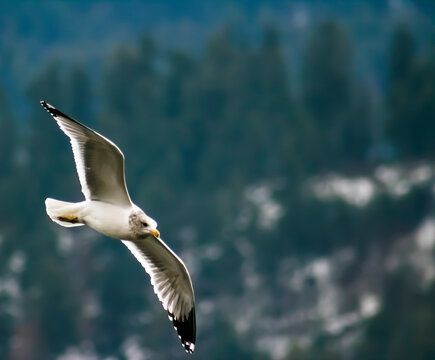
[45,198,85,227]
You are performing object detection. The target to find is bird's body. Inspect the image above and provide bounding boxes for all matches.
[46,198,133,238]
[41,101,196,353]
[84,201,133,239]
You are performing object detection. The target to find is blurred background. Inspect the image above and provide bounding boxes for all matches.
[0,0,435,359]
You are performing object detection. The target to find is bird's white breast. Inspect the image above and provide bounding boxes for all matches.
[79,200,133,239]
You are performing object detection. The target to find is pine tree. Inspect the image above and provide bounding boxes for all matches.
[386,23,417,158]
[301,20,354,169]
[68,63,92,125]
[0,86,18,359]
[246,25,292,177]
[26,60,75,202]
[387,24,435,158]
[18,61,80,357]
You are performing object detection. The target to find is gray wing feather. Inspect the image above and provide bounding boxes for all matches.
[41,101,132,207]
[122,236,196,352]
[122,236,195,319]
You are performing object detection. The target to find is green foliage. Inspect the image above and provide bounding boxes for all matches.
[270,184,432,262]
[358,269,435,360]
[288,346,342,360]
[199,314,268,360]
[302,21,351,167]
[68,64,93,125]
[387,24,435,158]
[0,89,15,173]
[300,20,374,170]
[34,256,79,354]
[302,21,352,126]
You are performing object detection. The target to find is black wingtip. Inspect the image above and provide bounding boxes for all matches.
[40,100,54,114]
[170,307,196,354]
[40,100,71,121]
[39,100,98,134]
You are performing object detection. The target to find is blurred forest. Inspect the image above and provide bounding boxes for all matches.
[0,1,435,359]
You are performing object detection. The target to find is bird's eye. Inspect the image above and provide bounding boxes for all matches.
[141,221,148,227]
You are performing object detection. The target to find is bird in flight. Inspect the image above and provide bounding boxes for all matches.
[41,101,196,353]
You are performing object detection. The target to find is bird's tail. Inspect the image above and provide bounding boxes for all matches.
[45,198,85,227]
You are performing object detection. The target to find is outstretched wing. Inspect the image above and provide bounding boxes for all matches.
[40,101,132,207]
[122,236,196,353]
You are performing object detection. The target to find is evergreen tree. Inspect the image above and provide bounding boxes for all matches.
[342,84,374,163]
[98,37,168,355]
[244,25,292,177]
[387,24,435,158]
[0,86,18,358]
[68,63,93,125]
[301,20,354,169]
[386,24,417,158]
[0,87,19,228]
[0,89,16,174]
[26,60,75,203]
[17,61,81,357]
[101,35,171,200]
[358,270,435,360]
[160,50,196,193]
[164,51,196,120]
[186,28,243,186]
[409,42,435,157]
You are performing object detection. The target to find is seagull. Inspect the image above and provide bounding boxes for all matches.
[40,101,196,353]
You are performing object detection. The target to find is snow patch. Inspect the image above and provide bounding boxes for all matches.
[198,299,215,316]
[245,183,284,230]
[82,292,101,319]
[56,230,74,255]
[312,174,376,207]
[56,341,98,360]
[201,244,222,261]
[375,164,433,197]
[122,335,152,360]
[178,226,197,244]
[9,252,26,273]
[0,277,20,299]
[310,258,331,282]
[410,217,435,284]
[257,335,290,360]
[312,163,435,206]
[415,218,435,250]
[324,312,359,334]
[360,294,379,318]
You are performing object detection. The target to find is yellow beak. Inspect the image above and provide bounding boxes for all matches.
[149,229,160,238]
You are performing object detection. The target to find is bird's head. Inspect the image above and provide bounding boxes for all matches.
[129,209,160,238]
